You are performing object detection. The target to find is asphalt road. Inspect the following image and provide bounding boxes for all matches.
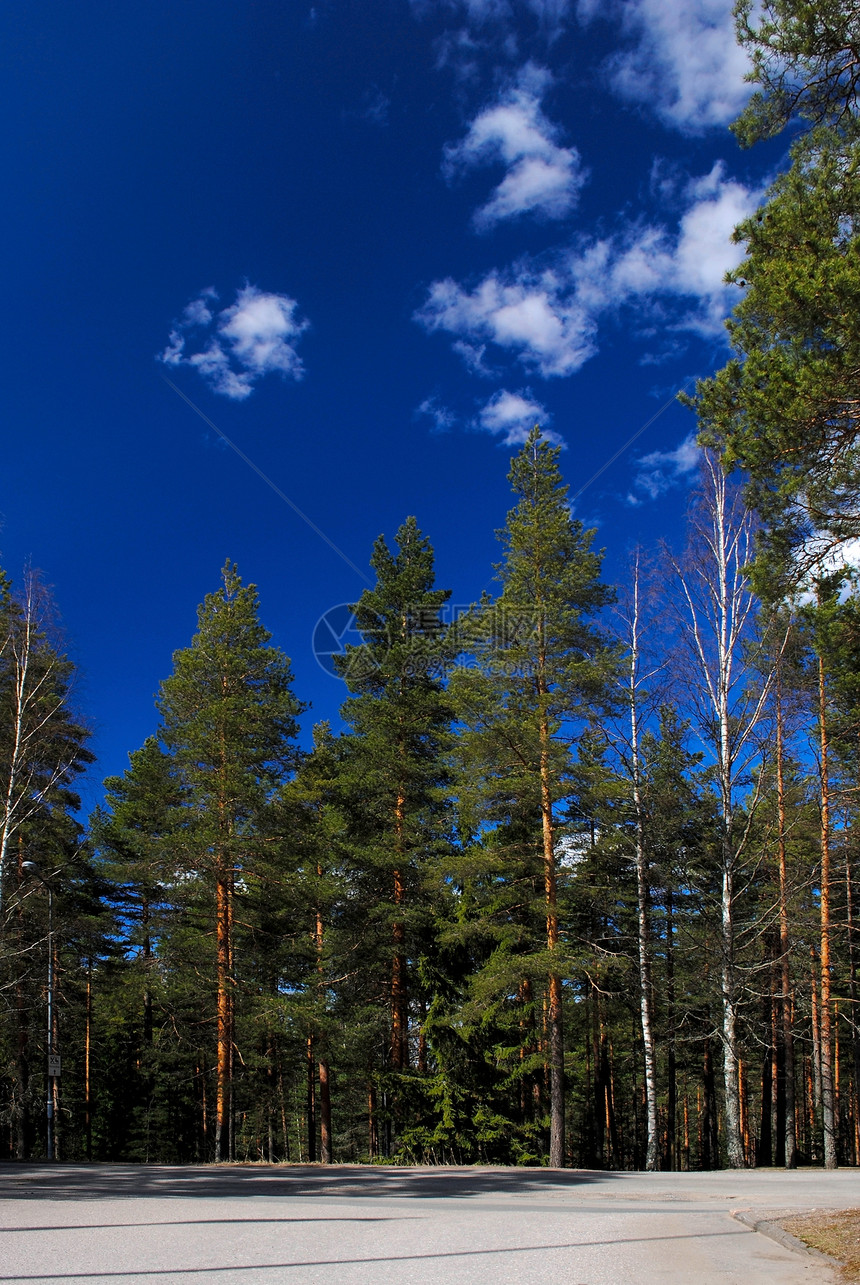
[1,1163,856,1285]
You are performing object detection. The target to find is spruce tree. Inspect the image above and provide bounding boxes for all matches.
[335,517,453,1151]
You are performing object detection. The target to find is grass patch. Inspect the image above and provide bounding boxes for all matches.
[781,1210,860,1281]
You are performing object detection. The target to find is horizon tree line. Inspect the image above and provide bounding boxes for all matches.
[0,427,858,1171]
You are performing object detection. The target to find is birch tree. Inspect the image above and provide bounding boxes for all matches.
[610,553,661,1170]
[670,454,782,1167]
[0,569,92,930]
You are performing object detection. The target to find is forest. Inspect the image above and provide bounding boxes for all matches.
[4,0,860,1172]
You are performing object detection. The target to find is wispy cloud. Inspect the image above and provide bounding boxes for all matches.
[416,396,458,432]
[414,0,572,27]
[160,285,310,400]
[476,388,560,444]
[444,65,586,229]
[416,163,760,376]
[348,87,391,126]
[581,0,751,134]
[631,431,700,500]
[423,0,512,20]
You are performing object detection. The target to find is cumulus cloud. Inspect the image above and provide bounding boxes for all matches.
[794,535,860,605]
[632,432,700,499]
[476,388,559,444]
[416,163,760,375]
[594,163,762,334]
[586,0,751,133]
[159,285,309,400]
[417,266,597,377]
[444,66,586,228]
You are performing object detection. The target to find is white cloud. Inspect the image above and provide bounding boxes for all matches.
[416,396,458,432]
[160,285,309,400]
[586,0,751,133]
[592,163,761,334]
[416,164,760,374]
[417,267,597,377]
[633,432,700,499]
[444,66,585,228]
[790,532,860,605]
[476,388,560,444]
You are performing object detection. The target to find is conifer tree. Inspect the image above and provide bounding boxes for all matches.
[692,129,860,589]
[95,738,179,1048]
[336,517,452,1149]
[733,0,860,146]
[157,562,303,1161]
[450,428,616,1167]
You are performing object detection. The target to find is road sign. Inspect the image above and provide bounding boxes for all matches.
[47,1054,61,1077]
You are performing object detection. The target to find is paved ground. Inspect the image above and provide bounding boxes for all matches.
[1,1163,856,1284]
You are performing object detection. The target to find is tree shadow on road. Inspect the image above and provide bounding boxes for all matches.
[0,1163,618,1203]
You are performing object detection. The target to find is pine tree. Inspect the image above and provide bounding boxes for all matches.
[733,0,860,146]
[692,127,860,589]
[157,561,304,1161]
[450,428,617,1167]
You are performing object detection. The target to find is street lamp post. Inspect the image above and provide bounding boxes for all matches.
[22,862,57,1161]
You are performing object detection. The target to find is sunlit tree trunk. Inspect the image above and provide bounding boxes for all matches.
[538,689,564,1168]
[672,455,778,1168]
[625,561,658,1170]
[315,889,332,1164]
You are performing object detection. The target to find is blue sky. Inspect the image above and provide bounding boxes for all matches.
[0,0,786,810]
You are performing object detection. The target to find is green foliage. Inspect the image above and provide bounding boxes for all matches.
[733,0,860,146]
[691,128,860,590]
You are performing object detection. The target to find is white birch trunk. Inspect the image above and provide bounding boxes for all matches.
[627,560,659,1170]
[673,454,777,1169]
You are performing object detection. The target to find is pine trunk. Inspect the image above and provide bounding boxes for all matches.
[314,892,332,1164]
[539,709,564,1168]
[214,871,232,1163]
[306,1035,316,1162]
[391,790,407,1072]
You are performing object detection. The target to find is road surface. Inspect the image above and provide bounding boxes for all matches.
[1,1163,855,1284]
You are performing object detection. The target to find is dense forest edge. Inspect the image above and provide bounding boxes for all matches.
[4,0,860,1171]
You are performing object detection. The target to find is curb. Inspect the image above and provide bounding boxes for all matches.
[731,1209,843,1269]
